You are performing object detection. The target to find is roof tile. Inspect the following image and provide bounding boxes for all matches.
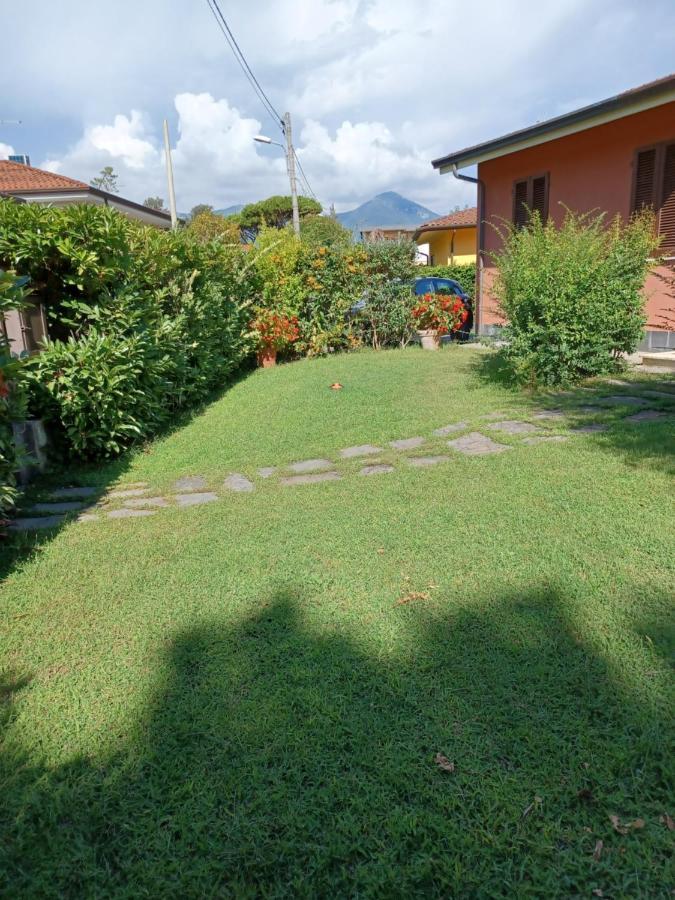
[0,160,89,193]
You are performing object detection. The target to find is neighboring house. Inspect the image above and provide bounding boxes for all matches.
[432,74,675,348]
[0,161,173,356]
[413,208,477,266]
[360,226,416,243]
[0,160,173,229]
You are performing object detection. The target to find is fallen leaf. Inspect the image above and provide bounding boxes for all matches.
[630,818,645,830]
[592,889,604,897]
[660,813,675,831]
[434,753,455,773]
[377,548,385,555]
[395,591,430,606]
[593,840,603,861]
[329,383,343,390]
[609,815,629,835]
[522,796,543,818]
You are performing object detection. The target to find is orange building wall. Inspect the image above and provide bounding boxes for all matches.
[477,101,675,332]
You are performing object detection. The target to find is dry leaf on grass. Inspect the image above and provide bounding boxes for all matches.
[630,818,645,830]
[396,591,430,606]
[593,840,603,861]
[434,753,455,773]
[522,796,543,818]
[592,889,604,897]
[609,814,645,835]
[329,383,343,390]
[660,813,675,831]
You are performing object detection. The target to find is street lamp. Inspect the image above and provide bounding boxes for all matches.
[253,112,300,235]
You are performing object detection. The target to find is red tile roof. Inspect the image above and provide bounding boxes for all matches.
[0,160,89,193]
[415,207,477,235]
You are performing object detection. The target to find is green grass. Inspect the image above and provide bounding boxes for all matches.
[1,347,674,898]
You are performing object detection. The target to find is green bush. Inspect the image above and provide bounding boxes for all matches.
[492,209,659,386]
[422,263,476,299]
[0,270,29,513]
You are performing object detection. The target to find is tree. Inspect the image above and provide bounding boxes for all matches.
[90,166,119,194]
[143,197,165,211]
[300,215,352,248]
[239,195,322,239]
[190,204,213,220]
[187,209,240,244]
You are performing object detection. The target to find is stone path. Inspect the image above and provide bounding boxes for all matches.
[9,385,673,530]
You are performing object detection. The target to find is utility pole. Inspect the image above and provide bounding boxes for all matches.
[283,112,300,236]
[163,119,178,230]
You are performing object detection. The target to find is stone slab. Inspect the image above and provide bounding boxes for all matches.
[10,515,64,530]
[598,395,648,407]
[288,458,333,473]
[258,467,277,478]
[280,472,341,486]
[577,405,605,414]
[340,444,384,458]
[107,508,157,519]
[641,390,675,401]
[174,476,207,491]
[108,488,149,499]
[570,424,608,434]
[447,432,511,455]
[486,420,539,434]
[532,409,565,420]
[125,496,170,508]
[522,436,569,445]
[224,474,255,492]
[432,423,467,436]
[50,486,98,499]
[77,513,99,523]
[30,501,86,513]
[359,464,394,476]
[626,410,668,423]
[407,455,450,467]
[175,492,219,507]
[389,437,425,450]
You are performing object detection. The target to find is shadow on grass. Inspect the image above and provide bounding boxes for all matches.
[1,585,671,897]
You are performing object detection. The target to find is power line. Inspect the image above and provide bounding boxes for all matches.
[205,0,284,131]
[293,149,318,201]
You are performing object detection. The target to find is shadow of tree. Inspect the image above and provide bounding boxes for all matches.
[1,586,671,896]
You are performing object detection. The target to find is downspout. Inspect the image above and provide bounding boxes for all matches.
[451,164,485,337]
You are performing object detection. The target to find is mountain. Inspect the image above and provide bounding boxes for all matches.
[336,191,439,235]
[215,204,244,217]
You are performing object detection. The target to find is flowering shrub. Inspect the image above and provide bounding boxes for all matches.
[411,292,468,335]
[250,309,300,351]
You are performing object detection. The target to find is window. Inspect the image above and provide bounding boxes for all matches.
[512,174,549,227]
[632,141,675,255]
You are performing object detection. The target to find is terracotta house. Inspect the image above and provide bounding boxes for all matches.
[413,208,477,265]
[432,74,675,349]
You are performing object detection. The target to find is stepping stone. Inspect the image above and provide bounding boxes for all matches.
[522,435,569,445]
[486,420,539,434]
[407,455,450,467]
[340,444,383,458]
[258,466,277,478]
[288,458,333,473]
[174,475,207,491]
[532,409,565,420]
[642,390,675,400]
[360,464,394,476]
[107,508,157,519]
[432,423,467,436]
[577,405,605,414]
[570,424,608,434]
[50,486,97,499]
[10,515,64,530]
[604,378,632,387]
[30,501,86,513]
[175,492,218,507]
[77,513,99,523]
[224,474,255,492]
[390,436,425,450]
[626,410,668,423]
[108,488,148,499]
[479,411,513,420]
[125,496,169,508]
[280,472,341,486]
[598,395,647,407]
[447,432,511,455]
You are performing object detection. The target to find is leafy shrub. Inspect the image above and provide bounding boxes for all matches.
[492,209,659,386]
[422,263,476,299]
[300,216,352,248]
[0,270,29,513]
[187,210,241,244]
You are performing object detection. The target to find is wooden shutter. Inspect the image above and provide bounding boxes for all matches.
[632,147,657,212]
[513,179,529,228]
[658,143,675,254]
[531,174,549,222]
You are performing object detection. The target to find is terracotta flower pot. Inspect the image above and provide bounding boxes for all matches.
[417,329,441,351]
[257,347,277,368]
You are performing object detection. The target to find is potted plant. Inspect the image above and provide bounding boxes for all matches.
[250,309,300,368]
[411,292,469,350]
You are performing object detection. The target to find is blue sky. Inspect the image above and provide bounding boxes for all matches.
[1,0,674,213]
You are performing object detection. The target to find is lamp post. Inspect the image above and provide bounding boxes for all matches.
[254,111,300,235]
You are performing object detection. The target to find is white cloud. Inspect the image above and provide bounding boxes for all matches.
[0,143,16,160]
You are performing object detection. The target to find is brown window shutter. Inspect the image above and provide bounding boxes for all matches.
[632,147,657,212]
[658,142,675,255]
[531,174,549,222]
[513,179,529,228]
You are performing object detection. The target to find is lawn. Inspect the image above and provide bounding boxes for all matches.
[1,346,673,898]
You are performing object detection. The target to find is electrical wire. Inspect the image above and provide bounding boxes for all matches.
[293,149,318,201]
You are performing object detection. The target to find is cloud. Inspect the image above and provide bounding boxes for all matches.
[0,144,15,160]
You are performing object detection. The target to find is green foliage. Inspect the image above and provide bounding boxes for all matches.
[0,270,29,513]
[187,209,241,244]
[300,215,352,248]
[90,166,119,193]
[493,209,659,386]
[190,204,214,220]
[422,263,476,299]
[240,195,322,239]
